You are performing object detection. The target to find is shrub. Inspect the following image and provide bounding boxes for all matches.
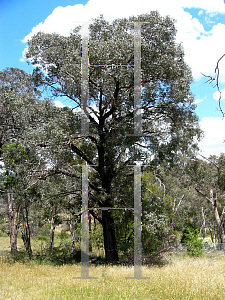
[181,225,203,257]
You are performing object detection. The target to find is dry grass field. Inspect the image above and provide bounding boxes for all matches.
[1,235,225,299]
[1,255,225,299]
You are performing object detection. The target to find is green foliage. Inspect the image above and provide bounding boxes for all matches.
[141,171,175,255]
[91,220,104,252]
[39,241,81,265]
[57,229,70,241]
[185,153,225,243]
[1,241,82,266]
[35,235,49,242]
[3,142,27,164]
[2,143,28,189]
[181,225,203,257]
[0,231,9,237]
[114,210,134,256]
[3,251,32,264]
[142,212,170,255]
[25,12,201,165]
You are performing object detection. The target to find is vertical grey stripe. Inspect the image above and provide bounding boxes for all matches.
[134,163,142,278]
[81,164,89,278]
[134,22,142,136]
[81,24,89,136]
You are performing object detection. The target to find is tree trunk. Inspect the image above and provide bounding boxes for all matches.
[97,126,119,262]
[209,226,216,245]
[206,190,225,253]
[217,223,225,252]
[7,191,19,253]
[222,231,225,254]
[89,214,92,253]
[49,223,56,251]
[102,210,118,262]
[49,208,56,251]
[21,203,32,258]
[70,217,76,254]
[209,190,225,251]
[171,195,184,231]
[200,207,207,238]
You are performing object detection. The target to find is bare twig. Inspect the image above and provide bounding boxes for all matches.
[202,53,225,117]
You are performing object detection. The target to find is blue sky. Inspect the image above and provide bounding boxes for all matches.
[0,0,86,73]
[1,0,225,157]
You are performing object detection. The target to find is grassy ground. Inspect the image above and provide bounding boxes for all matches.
[1,235,225,299]
[1,256,225,299]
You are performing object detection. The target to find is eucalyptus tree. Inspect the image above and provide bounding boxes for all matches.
[155,156,204,232]
[187,154,225,248]
[0,67,44,253]
[25,12,201,262]
[140,159,203,256]
[0,67,71,253]
[2,142,41,256]
[141,170,176,256]
[0,67,81,256]
[0,67,42,150]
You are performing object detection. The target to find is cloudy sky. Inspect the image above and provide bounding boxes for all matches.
[1,0,225,157]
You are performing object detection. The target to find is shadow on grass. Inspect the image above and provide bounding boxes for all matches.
[1,244,173,267]
[0,242,105,266]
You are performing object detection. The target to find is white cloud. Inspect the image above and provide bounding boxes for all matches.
[53,100,70,108]
[23,4,97,42]
[198,117,225,157]
[22,0,225,82]
[182,0,225,14]
[182,23,225,82]
[194,98,204,104]
[19,46,29,62]
[213,88,225,100]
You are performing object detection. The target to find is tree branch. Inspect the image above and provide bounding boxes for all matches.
[70,142,96,167]
[202,53,225,117]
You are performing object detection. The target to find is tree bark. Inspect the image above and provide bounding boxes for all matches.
[209,190,225,250]
[195,188,225,252]
[21,203,32,258]
[208,190,225,252]
[70,217,76,254]
[200,207,207,238]
[97,129,119,262]
[89,214,92,253]
[49,207,56,251]
[171,195,184,231]
[102,209,118,262]
[7,191,19,253]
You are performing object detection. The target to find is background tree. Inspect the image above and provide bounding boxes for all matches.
[157,156,204,232]
[0,67,43,253]
[2,142,37,256]
[141,170,175,257]
[186,154,225,249]
[0,67,81,255]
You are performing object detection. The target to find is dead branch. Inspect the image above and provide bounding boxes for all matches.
[202,53,225,117]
